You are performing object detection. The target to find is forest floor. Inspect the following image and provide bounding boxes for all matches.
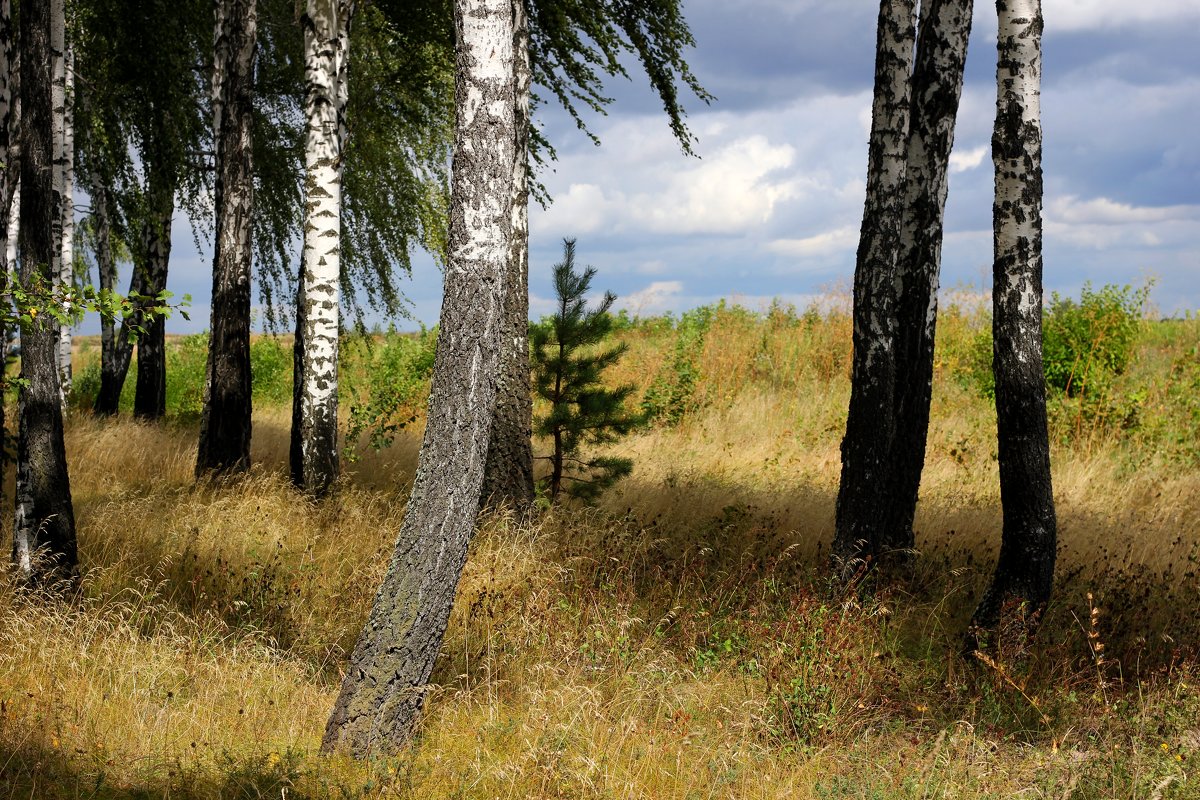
[2,297,1199,798]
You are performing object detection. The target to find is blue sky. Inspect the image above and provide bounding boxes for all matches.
[87,0,1200,333]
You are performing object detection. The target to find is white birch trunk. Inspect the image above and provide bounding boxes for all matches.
[5,179,15,268]
[291,0,352,494]
[57,43,74,398]
[970,0,1056,639]
[49,6,69,401]
[1,0,15,272]
[833,0,915,564]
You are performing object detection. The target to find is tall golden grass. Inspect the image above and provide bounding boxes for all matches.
[2,300,1198,797]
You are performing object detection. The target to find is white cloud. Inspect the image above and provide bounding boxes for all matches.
[1045,195,1200,250]
[1048,195,1199,225]
[533,134,799,237]
[768,225,858,259]
[615,281,685,315]
[1043,0,1200,31]
[949,145,988,174]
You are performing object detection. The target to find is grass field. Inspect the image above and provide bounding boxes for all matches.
[2,294,1198,798]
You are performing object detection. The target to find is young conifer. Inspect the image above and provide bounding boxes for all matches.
[532,239,640,501]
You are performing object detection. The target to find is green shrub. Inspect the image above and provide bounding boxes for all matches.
[342,326,437,456]
[641,304,715,425]
[964,282,1148,403]
[1042,282,1147,398]
[250,336,292,406]
[165,333,210,421]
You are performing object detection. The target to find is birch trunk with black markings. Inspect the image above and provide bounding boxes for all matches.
[884,0,973,551]
[12,0,77,586]
[481,0,534,509]
[197,0,257,475]
[290,0,354,495]
[970,0,1056,643]
[832,0,914,568]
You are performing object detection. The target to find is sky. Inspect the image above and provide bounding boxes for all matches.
[87,0,1200,334]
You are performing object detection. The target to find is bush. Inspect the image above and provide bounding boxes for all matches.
[1042,282,1147,398]
[641,304,715,425]
[964,282,1148,403]
[341,326,438,456]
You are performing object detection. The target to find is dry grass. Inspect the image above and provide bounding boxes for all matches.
[2,303,1199,798]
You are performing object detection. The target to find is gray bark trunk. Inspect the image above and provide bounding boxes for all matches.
[970,0,1056,642]
[12,0,77,586]
[197,0,256,476]
[832,0,914,568]
[884,0,974,550]
[290,0,353,496]
[321,0,515,756]
[89,170,118,416]
[481,0,534,508]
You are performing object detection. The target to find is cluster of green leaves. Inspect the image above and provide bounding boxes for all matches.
[532,240,641,502]
[340,326,438,458]
[641,304,714,425]
[1043,283,1148,398]
[966,283,1147,405]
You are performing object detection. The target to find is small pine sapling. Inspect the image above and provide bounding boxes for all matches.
[532,239,641,501]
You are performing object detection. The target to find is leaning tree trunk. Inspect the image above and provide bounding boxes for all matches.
[480,0,534,508]
[12,0,77,586]
[321,0,515,757]
[54,40,73,402]
[832,0,914,569]
[883,0,974,551]
[132,173,174,421]
[969,0,1056,644]
[197,0,256,476]
[290,0,353,496]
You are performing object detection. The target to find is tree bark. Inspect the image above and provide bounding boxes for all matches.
[132,174,173,421]
[12,0,77,586]
[53,39,73,402]
[969,0,1056,642]
[0,0,16,488]
[290,0,353,496]
[89,170,118,416]
[884,0,974,550]
[481,0,534,509]
[832,0,914,568]
[197,0,256,476]
[321,0,514,756]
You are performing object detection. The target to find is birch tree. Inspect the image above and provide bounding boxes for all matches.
[321,0,514,755]
[482,0,712,507]
[832,0,915,568]
[833,0,973,568]
[196,0,257,475]
[73,0,208,419]
[290,0,354,496]
[54,41,75,401]
[0,0,16,474]
[480,0,533,507]
[969,0,1056,643]
[883,0,974,552]
[12,0,78,586]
